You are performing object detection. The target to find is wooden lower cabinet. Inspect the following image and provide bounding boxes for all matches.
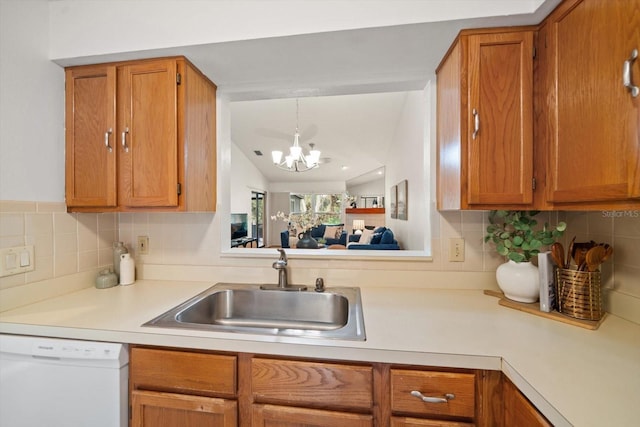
[503,378,551,427]
[252,404,373,427]
[132,390,237,427]
[130,346,550,427]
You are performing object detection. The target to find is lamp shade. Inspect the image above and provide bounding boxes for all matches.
[272,150,283,164]
[353,220,365,231]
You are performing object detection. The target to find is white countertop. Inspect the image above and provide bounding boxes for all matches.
[1,280,638,427]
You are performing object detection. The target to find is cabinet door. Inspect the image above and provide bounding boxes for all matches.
[118,59,179,207]
[467,31,534,206]
[546,0,640,204]
[503,379,551,427]
[131,390,237,427]
[65,65,117,207]
[252,404,373,427]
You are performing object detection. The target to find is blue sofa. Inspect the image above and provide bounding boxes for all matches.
[347,227,400,250]
[280,224,347,248]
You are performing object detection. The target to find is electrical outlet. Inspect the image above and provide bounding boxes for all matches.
[137,236,149,255]
[449,238,465,262]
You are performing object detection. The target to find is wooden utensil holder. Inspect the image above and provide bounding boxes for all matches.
[556,268,603,321]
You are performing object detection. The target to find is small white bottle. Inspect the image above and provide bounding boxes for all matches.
[112,242,128,280]
[119,253,135,285]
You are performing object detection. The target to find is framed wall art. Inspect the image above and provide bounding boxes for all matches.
[389,185,397,219]
[397,179,407,220]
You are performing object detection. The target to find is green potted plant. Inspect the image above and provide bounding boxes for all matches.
[485,210,566,302]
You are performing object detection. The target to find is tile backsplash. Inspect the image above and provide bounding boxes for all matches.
[0,201,117,290]
[1,200,638,324]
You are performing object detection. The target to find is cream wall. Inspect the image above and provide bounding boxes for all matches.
[0,1,638,327]
[0,0,64,202]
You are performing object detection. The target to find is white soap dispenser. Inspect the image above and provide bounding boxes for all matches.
[119,253,135,285]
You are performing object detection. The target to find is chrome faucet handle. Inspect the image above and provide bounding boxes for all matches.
[277,248,288,265]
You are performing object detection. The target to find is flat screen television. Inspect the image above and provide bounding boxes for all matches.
[230,213,248,240]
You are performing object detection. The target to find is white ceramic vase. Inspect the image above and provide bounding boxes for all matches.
[496,260,540,303]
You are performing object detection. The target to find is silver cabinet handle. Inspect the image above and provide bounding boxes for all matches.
[623,49,639,97]
[410,390,455,404]
[472,108,480,139]
[121,127,129,152]
[104,128,113,152]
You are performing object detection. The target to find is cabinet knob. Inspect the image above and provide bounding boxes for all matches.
[623,49,639,98]
[410,390,455,404]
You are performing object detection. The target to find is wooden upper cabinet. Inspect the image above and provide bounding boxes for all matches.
[117,60,179,208]
[65,65,117,207]
[538,0,640,208]
[437,28,535,210]
[65,56,216,212]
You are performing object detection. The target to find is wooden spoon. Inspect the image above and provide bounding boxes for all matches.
[551,242,565,268]
[585,245,607,272]
[601,244,614,263]
[566,236,576,269]
[574,247,588,271]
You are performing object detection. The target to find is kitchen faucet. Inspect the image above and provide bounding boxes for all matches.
[260,249,307,291]
[273,248,288,288]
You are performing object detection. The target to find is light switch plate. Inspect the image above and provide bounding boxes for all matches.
[137,236,149,255]
[0,245,35,277]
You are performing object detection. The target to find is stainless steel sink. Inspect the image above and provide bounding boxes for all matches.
[143,283,366,341]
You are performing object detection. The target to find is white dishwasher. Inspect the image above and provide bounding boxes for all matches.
[0,334,129,427]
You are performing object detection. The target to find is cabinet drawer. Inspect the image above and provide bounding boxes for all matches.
[390,369,475,419]
[251,357,373,410]
[131,347,236,397]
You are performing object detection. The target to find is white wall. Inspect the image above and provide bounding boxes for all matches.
[230,141,269,237]
[385,88,429,251]
[0,0,64,202]
[347,177,385,207]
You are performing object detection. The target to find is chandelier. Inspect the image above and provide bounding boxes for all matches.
[271,99,321,172]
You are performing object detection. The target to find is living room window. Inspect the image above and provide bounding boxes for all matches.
[290,193,343,224]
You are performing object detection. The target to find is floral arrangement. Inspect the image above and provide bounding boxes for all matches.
[271,211,322,234]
